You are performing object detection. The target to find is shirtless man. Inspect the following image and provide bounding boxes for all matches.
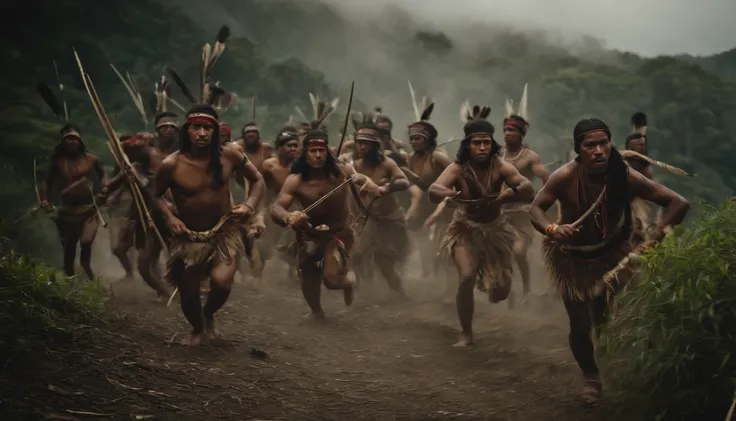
[39,123,109,279]
[530,118,689,404]
[219,123,232,144]
[500,113,550,301]
[428,107,534,347]
[259,129,301,276]
[234,120,272,279]
[624,112,656,245]
[351,121,411,295]
[270,124,379,318]
[404,105,453,281]
[153,105,265,345]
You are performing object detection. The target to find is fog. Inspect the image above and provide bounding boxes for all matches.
[328,0,736,57]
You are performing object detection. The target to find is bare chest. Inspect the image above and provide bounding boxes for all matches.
[57,156,94,185]
[171,158,232,197]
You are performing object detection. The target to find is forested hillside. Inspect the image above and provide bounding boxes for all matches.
[2,0,735,255]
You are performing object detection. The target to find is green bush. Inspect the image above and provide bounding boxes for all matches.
[600,199,736,421]
[0,232,108,361]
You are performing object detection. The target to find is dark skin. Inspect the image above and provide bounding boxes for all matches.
[407,134,453,280]
[270,144,379,318]
[502,126,551,298]
[154,121,265,346]
[529,130,689,400]
[40,133,109,279]
[108,137,173,299]
[352,139,411,295]
[429,134,535,347]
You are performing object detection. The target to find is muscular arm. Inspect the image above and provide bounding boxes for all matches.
[428,164,461,204]
[92,155,109,188]
[529,152,551,184]
[497,160,535,204]
[529,167,569,234]
[153,156,178,221]
[270,174,300,227]
[228,144,265,211]
[384,158,410,193]
[629,170,690,238]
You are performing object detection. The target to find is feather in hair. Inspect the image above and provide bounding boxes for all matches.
[517,83,529,121]
[420,102,435,121]
[504,98,514,118]
[460,99,472,122]
[167,68,198,104]
[294,105,308,122]
[36,82,64,119]
[309,93,319,119]
[631,111,647,135]
[210,25,231,68]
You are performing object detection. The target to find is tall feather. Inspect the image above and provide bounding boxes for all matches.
[631,111,647,136]
[167,68,197,104]
[36,82,63,119]
[517,82,529,121]
[504,98,514,118]
[294,105,308,122]
[460,99,472,122]
[201,43,212,102]
[420,102,435,121]
[407,80,420,121]
[309,93,318,119]
[205,85,226,107]
[110,64,148,126]
[209,25,231,69]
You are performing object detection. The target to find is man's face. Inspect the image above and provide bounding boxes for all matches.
[469,134,492,162]
[579,131,611,174]
[376,121,391,133]
[219,127,231,143]
[279,139,300,160]
[157,124,177,140]
[503,126,523,146]
[187,122,215,148]
[244,130,259,145]
[306,145,327,169]
[355,139,376,157]
[62,131,82,152]
[627,137,646,154]
[409,134,426,152]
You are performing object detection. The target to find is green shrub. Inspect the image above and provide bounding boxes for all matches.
[600,200,736,421]
[0,232,108,360]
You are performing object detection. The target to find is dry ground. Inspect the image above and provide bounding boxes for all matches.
[1,241,607,421]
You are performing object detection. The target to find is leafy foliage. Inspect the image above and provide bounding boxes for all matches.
[599,200,736,421]
[0,231,107,364]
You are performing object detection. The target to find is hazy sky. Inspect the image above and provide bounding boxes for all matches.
[335,0,735,56]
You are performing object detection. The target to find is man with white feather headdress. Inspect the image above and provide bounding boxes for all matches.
[429,105,535,347]
[500,84,552,304]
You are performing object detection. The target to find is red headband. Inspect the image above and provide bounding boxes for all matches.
[220,125,232,135]
[306,139,327,148]
[503,119,527,134]
[186,112,218,125]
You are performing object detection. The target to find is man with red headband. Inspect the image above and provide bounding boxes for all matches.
[107,125,177,300]
[39,123,110,279]
[219,123,232,143]
[429,106,534,347]
[351,120,412,296]
[154,104,265,346]
[500,87,551,305]
[270,123,380,319]
[530,117,690,405]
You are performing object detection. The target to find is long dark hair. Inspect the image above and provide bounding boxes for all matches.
[573,118,630,215]
[362,142,385,167]
[179,121,224,188]
[454,137,501,165]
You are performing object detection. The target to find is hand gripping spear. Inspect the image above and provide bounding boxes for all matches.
[73,49,166,249]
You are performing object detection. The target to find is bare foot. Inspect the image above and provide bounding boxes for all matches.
[181,331,205,346]
[453,333,474,347]
[204,317,222,340]
[582,375,602,406]
[304,311,325,320]
[343,286,355,306]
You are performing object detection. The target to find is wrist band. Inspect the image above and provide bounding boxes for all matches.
[545,223,559,236]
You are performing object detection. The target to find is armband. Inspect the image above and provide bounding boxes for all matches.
[545,223,559,236]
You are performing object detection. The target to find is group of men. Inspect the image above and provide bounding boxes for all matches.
[37,82,690,405]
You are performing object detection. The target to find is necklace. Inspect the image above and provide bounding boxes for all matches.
[502,144,526,163]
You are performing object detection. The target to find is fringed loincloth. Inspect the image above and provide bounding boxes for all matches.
[630,198,651,244]
[297,227,354,273]
[165,222,244,287]
[502,203,534,246]
[354,208,410,264]
[440,210,516,302]
[542,229,635,302]
[55,204,98,243]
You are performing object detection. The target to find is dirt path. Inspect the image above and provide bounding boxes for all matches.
[4,251,605,421]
